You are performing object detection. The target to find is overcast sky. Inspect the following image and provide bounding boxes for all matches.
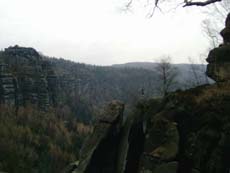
[0,0,215,65]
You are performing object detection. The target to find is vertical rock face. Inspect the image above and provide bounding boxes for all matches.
[0,45,59,110]
[47,74,58,106]
[35,76,50,110]
[140,115,179,173]
[69,100,124,173]
[0,64,16,105]
[206,13,230,82]
[68,99,179,173]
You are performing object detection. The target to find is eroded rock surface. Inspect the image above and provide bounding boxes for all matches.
[70,81,230,173]
[207,13,230,82]
[220,13,230,44]
[70,100,124,173]
[0,46,59,110]
[0,64,16,105]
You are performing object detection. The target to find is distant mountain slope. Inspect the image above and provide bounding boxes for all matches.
[112,62,211,87]
[46,58,159,106]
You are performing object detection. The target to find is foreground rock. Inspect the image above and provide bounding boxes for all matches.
[70,83,230,173]
[68,100,124,173]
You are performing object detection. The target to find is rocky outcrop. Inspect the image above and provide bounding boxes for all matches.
[220,13,230,45]
[68,100,124,173]
[70,82,230,173]
[206,45,230,82]
[0,46,59,110]
[0,64,16,105]
[5,45,40,58]
[206,13,230,82]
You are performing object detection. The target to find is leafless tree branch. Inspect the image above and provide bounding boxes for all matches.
[154,56,178,97]
[126,0,133,8]
[126,0,223,10]
[183,0,222,7]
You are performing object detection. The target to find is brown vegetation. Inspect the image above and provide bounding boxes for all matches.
[0,105,91,173]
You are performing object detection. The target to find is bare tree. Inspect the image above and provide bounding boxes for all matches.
[183,0,222,7]
[188,57,202,86]
[124,0,225,19]
[187,57,210,87]
[154,56,178,97]
[202,19,221,48]
[202,0,229,48]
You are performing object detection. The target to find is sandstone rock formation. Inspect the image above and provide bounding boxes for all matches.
[5,45,40,58]
[70,83,230,173]
[0,64,16,105]
[68,100,124,173]
[0,45,59,110]
[206,13,230,82]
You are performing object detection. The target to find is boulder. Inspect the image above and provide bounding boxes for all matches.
[207,13,230,82]
[221,13,230,44]
[206,45,230,81]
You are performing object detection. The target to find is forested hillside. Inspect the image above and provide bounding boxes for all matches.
[0,45,210,173]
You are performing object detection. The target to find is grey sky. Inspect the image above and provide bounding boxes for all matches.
[0,0,214,65]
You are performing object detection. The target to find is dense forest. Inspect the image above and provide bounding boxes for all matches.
[0,105,89,173]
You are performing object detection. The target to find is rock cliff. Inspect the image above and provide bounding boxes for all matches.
[66,100,124,173]
[70,84,230,173]
[0,64,16,105]
[0,45,58,110]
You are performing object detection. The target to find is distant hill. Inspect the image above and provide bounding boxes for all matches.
[112,62,212,86]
